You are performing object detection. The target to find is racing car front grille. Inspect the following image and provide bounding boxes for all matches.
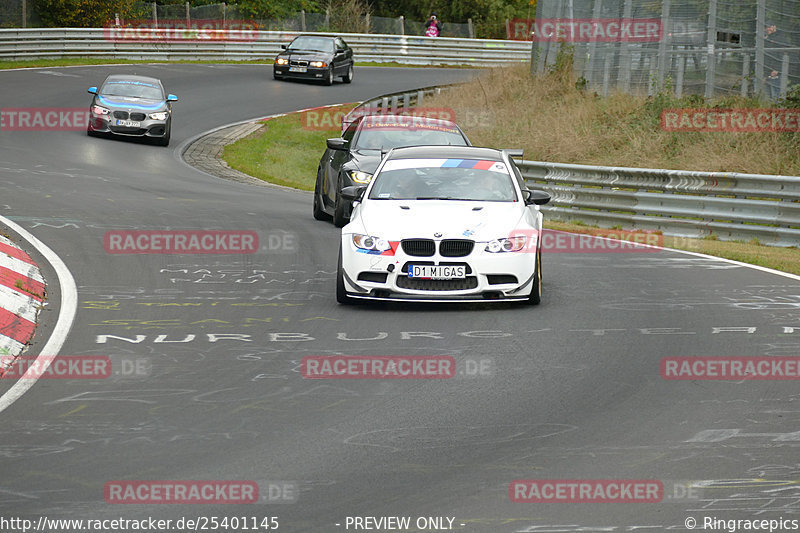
[396,276,478,291]
[130,112,147,121]
[401,239,435,257]
[290,60,309,66]
[439,239,474,257]
[113,111,128,119]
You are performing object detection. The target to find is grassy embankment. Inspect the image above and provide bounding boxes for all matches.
[222,62,800,275]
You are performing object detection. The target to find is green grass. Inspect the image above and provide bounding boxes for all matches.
[222,105,357,191]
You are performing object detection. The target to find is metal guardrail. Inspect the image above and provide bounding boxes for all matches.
[0,28,531,66]
[348,87,800,247]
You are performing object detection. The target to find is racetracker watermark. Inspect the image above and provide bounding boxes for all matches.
[507,229,663,253]
[509,479,664,502]
[104,19,260,42]
[303,107,468,131]
[0,108,88,131]
[661,357,800,380]
[510,18,662,42]
[104,230,259,254]
[0,355,151,379]
[301,356,456,379]
[661,108,800,132]
[104,480,297,504]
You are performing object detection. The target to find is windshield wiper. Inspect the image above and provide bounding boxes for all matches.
[415,196,458,200]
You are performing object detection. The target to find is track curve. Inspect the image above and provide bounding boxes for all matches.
[0,64,798,531]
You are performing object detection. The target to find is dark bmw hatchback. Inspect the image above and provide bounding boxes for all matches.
[273,35,354,86]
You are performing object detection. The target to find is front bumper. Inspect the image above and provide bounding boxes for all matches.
[273,65,329,80]
[339,235,538,302]
[88,113,169,138]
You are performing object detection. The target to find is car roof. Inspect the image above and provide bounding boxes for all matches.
[102,74,163,86]
[291,34,336,41]
[359,114,460,129]
[387,146,504,161]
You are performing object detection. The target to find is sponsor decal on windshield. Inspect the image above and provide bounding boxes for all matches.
[382,159,507,173]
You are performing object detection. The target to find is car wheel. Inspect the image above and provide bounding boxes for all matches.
[333,189,349,228]
[313,168,331,221]
[527,248,542,305]
[343,64,354,83]
[323,67,334,86]
[336,245,355,305]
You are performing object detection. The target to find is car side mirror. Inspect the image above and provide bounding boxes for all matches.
[88,86,97,94]
[281,44,287,50]
[523,190,551,206]
[341,185,366,202]
[327,138,348,150]
[167,94,178,102]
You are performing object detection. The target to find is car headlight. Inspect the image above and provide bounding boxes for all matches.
[352,234,390,252]
[91,105,110,116]
[485,236,527,253]
[310,61,328,68]
[276,58,288,65]
[348,171,373,184]
[148,112,168,120]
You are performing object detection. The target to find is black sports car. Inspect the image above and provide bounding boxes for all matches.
[313,114,471,226]
[87,75,177,146]
[273,35,354,86]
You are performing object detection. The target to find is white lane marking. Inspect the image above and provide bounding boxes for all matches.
[0,284,38,323]
[0,252,44,283]
[0,215,77,414]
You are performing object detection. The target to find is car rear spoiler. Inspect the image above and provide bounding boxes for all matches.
[502,149,524,160]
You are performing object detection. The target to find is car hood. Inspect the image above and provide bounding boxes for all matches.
[96,95,167,111]
[353,200,526,241]
[344,149,383,174]
[277,50,332,61]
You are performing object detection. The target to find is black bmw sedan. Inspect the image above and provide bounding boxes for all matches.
[273,35,354,86]
[87,74,177,146]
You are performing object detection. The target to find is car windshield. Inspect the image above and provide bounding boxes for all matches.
[287,36,334,53]
[368,158,517,202]
[354,120,467,150]
[101,80,163,100]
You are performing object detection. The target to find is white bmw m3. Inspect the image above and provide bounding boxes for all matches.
[336,145,551,304]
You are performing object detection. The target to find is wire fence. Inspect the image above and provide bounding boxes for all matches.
[0,0,474,38]
[528,0,800,100]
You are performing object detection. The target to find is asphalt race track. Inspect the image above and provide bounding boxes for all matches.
[1,64,799,532]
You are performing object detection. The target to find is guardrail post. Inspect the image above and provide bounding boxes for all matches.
[602,53,612,97]
[740,53,749,97]
[755,0,765,95]
[402,93,410,110]
[780,52,789,98]
[399,16,404,35]
[704,0,717,98]
[417,90,424,107]
[301,10,306,32]
[676,55,685,97]
[390,95,398,113]
[468,18,474,39]
[381,96,389,113]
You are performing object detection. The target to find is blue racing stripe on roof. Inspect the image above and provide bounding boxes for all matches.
[441,159,462,167]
